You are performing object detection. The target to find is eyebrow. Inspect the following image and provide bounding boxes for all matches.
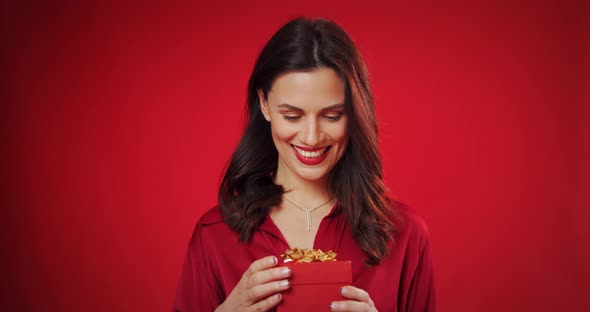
[276,103,345,111]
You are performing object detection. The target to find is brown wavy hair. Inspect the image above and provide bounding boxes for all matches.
[218,17,400,265]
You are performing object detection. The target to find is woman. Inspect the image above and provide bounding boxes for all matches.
[174,17,436,311]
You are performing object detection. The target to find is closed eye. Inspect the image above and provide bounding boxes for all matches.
[283,115,301,121]
[324,113,343,121]
[280,112,343,121]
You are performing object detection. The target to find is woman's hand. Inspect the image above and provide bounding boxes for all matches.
[215,256,291,312]
[329,286,378,312]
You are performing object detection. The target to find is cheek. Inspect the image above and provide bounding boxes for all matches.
[270,121,297,143]
[326,122,348,143]
[334,128,348,142]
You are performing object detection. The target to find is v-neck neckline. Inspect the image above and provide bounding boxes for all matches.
[257,201,343,258]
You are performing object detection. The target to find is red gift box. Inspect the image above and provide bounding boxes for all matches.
[277,261,352,312]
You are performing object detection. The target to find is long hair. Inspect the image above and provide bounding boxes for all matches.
[218,17,400,265]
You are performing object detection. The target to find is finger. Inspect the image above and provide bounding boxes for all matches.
[247,279,290,303]
[246,256,278,277]
[330,300,371,312]
[248,266,292,287]
[247,293,283,312]
[339,286,373,305]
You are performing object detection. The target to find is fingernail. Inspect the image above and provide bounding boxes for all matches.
[280,280,290,288]
[275,293,281,300]
[330,302,340,311]
[281,267,291,276]
[270,256,277,265]
[340,287,347,295]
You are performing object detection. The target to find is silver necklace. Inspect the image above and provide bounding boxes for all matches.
[283,196,334,231]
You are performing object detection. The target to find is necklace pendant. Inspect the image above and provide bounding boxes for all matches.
[282,196,334,233]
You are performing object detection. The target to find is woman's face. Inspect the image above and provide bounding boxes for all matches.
[258,67,348,184]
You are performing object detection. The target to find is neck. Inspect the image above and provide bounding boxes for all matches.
[274,164,332,208]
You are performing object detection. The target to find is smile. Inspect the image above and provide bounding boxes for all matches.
[291,145,331,165]
[292,145,330,158]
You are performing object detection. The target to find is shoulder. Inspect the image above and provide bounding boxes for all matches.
[393,200,432,250]
[197,205,224,226]
[189,205,235,243]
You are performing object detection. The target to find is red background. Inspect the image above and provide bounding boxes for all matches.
[3,1,589,311]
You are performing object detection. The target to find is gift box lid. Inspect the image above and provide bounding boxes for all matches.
[281,261,352,285]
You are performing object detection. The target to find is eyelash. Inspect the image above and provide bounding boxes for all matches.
[283,114,343,121]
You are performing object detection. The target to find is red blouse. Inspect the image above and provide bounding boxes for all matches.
[173,203,436,311]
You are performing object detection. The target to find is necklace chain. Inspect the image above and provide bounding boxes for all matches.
[283,196,334,232]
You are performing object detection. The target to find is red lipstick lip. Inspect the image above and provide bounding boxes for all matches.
[291,144,328,152]
[291,145,330,166]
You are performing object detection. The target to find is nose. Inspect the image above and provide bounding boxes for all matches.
[301,117,320,147]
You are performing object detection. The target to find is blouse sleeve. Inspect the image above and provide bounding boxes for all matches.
[172,222,223,312]
[405,232,437,312]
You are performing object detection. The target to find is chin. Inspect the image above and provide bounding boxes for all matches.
[298,173,328,182]
[293,165,333,182]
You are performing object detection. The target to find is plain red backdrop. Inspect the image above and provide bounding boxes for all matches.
[3,1,589,311]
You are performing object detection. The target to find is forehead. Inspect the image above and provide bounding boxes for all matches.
[268,67,345,108]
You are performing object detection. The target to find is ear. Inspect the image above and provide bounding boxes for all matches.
[257,89,271,122]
